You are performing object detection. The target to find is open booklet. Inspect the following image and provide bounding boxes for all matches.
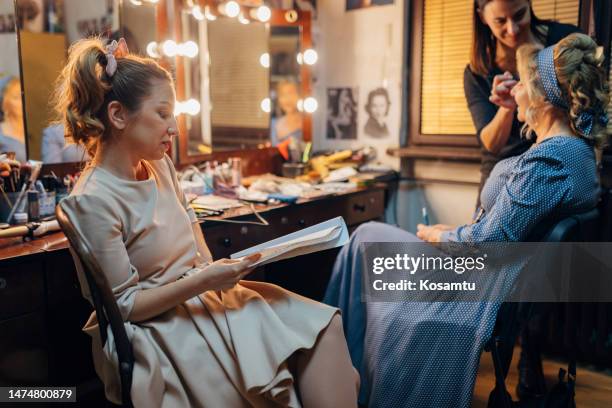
[230,216,349,267]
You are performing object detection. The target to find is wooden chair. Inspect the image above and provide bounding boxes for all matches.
[56,204,134,407]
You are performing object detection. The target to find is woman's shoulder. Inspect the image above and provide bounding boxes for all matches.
[521,136,592,168]
[66,165,120,202]
[545,21,581,45]
[60,169,120,218]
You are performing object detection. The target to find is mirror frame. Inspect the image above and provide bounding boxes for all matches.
[166,0,312,166]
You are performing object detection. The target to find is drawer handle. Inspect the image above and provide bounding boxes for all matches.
[222,237,232,248]
[0,278,5,289]
[353,204,366,212]
[298,219,306,227]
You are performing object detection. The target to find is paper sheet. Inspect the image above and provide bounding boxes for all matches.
[231,216,349,267]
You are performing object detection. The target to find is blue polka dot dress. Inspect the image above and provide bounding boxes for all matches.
[324,135,599,407]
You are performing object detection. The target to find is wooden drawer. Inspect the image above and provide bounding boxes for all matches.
[203,222,270,259]
[202,189,386,259]
[0,262,45,321]
[45,251,84,307]
[343,189,385,226]
[261,204,339,235]
[0,311,48,385]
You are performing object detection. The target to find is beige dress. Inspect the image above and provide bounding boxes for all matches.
[59,155,337,407]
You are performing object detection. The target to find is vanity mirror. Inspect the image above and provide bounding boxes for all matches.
[7,0,316,166]
[163,1,315,165]
[13,0,157,164]
[0,1,23,162]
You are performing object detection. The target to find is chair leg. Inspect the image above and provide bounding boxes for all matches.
[487,337,514,408]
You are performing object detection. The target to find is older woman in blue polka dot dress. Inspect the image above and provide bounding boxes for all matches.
[325,33,609,408]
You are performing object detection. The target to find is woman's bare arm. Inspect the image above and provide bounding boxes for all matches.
[479,106,515,154]
[128,254,260,322]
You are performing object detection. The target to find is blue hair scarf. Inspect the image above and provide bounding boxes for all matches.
[536,45,608,137]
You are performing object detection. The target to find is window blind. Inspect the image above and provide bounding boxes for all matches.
[419,0,580,137]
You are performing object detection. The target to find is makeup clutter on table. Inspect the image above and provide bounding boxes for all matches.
[0,145,395,239]
[0,154,75,239]
[179,146,395,223]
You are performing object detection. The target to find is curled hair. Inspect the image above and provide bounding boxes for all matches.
[516,33,609,147]
[52,37,173,158]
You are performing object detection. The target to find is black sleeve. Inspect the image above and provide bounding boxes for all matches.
[463,65,498,144]
[546,22,582,44]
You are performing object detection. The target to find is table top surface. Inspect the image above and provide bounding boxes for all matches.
[0,183,387,262]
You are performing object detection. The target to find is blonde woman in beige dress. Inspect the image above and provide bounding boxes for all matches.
[56,38,359,407]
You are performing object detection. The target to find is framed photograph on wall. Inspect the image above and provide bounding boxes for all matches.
[326,87,358,140]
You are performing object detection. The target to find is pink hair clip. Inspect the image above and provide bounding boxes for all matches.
[105,38,129,77]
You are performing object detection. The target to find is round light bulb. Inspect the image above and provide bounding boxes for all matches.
[181,41,199,58]
[184,99,201,115]
[192,5,204,20]
[130,0,143,5]
[304,97,318,113]
[303,49,318,65]
[256,6,271,22]
[162,40,178,57]
[204,6,217,21]
[146,41,160,58]
[259,53,270,68]
[260,98,271,113]
[296,52,303,65]
[224,1,240,18]
[174,101,183,116]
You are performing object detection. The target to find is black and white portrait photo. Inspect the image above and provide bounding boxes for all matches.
[363,87,391,138]
[346,0,394,11]
[326,87,358,140]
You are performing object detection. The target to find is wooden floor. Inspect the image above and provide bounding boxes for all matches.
[472,348,612,407]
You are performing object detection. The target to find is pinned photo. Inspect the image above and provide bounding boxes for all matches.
[363,87,391,138]
[326,87,358,140]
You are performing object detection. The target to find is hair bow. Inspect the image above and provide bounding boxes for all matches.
[575,109,609,137]
[105,38,129,77]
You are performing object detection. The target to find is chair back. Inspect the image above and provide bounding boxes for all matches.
[487,208,601,407]
[56,204,134,406]
[542,208,600,242]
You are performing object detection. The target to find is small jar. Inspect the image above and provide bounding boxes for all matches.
[28,190,40,222]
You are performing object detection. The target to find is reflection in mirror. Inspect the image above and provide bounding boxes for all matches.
[182,8,210,156]
[0,1,25,162]
[187,17,269,153]
[269,26,301,147]
[16,0,154,164]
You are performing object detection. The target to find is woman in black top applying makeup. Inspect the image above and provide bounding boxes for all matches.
[464,0,579,400]
[465,0,580,203]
